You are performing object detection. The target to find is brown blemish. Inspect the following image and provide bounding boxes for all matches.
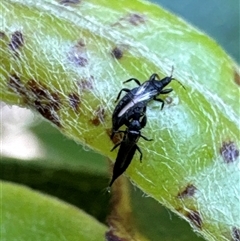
[75,39,85,47]
[34,100,61,127]
[128,13,146,26]
[178,184,197,198]
[68,40,88,67]
[8,74,61,126]
[111,47,123,59]
[234,70,240,86]
[27,80,61,111]
[105,231,125,241]
[220,141,239,163]
[9,31,24,52]
[27,79,49,99]
[50,92,61,111]
[0,31,6,38]
[106,128,123,144]
[91,106,105,126]
[68,92,80,111]
[26,80,61,126]
[59,0,81,4]
[232,227,240,241]
[70,55,88,67]
[77,76,94,91]
[112,13,146,27]
[186,210,202,229]
[9,74,26,96]
[111,131,124,145]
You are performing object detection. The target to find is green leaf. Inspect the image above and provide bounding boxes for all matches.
[0,181,107,241]
[1,1,239,241]
[0,118,205,241]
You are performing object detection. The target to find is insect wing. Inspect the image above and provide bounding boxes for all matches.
[134,83,148,96]
[113,87,138,118]
[117,82,160,118]
[132,88,158,103]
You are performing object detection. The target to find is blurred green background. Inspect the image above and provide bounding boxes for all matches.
[1,1,239,241]
[154,0,239,63]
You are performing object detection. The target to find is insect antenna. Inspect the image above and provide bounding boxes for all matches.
[170,66,186,90]
[173,78,186,90]
[170,65,174,77]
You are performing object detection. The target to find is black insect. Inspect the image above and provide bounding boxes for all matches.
[111,101,146,139]
[111,67,184,138]
[109,115,152,187]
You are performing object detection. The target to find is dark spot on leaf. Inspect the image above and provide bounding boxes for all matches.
[112,13,146,27]
[27,79,49,99]
[50,92,61,111]
[0,31,6,38]
[105,231,125,241]
[186,210,202,229]
[9,74,26,96]
[76,39,85,47]
[178,184,197,198]
[77,76,94,91]
[234,70,240,86]
[9,31,24,52]
[60,0,81,4]
[27,80,61,111]
[8,75,61,126]
[220,141,239,163]
[111,47,123,59]
[70,55,88,66]
[106,128,123,144]
[232,227,240,241]
[34,100,61,127]
[59,0,81,4]
[68,40,88,67]
[26,80,61,126]
[69,92,80,111]
[111,131,124,145]
[128,13,146,26]
[91,106,105,126]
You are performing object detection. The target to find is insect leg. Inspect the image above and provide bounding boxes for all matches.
[123,78,141,86]
[149,73,160,81]
[136,145,143,162]
[111,142,122,152]
[140,115,147,128]
[170,66,174,77]
[160,88,173,94]
[153,97,165,110]
[140,134,153,141]
[115,88,130,102]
